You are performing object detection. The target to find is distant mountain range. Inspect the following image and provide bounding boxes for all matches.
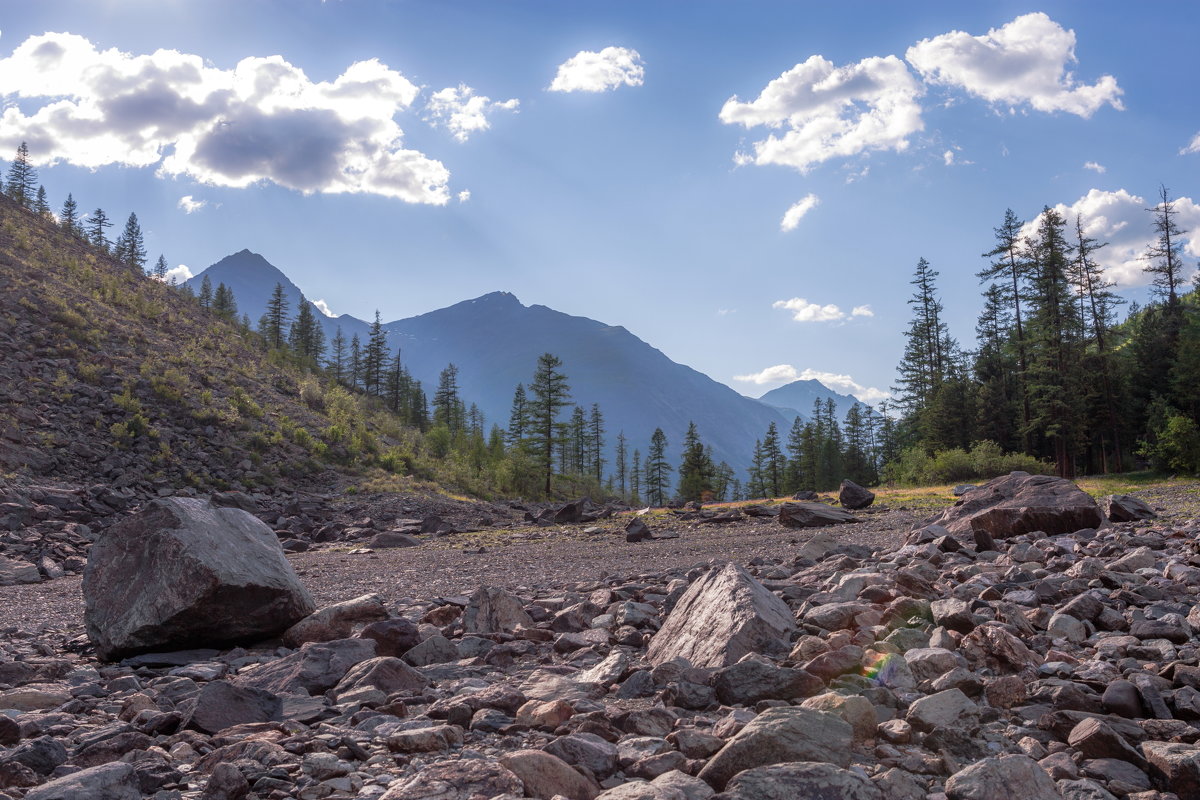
[188,251,862,474]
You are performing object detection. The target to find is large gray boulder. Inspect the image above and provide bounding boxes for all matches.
[927,472,1102,540]
[23,762,140,800]
[716,762,882,799]
[647,563,796,668]
[234,638,376,695]
[777,502,859,528]
[462,586,533,634]
[696,707,852,789]
[945,755,1060,800]
[83,498,315,660]
[838,480,876,510]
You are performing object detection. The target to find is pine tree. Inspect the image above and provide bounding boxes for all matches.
[842,404,876,485]
[152,254,168,281]
[4,142,37,207]
[507,384,528,446]
[567,405,587,476]
[973,283,1019,451]
[363,311,388,395]
[213,282,238,319]
[759,422,785,497]
[289,298,326,365]
[980,209,1033,449]
[59,194,80,236]
[263,283,290,351]
[629,448,642,505]
[1144,185,1188,306]
[677,421,715,502]
[784,416,806,493]
[33,186,50,218]
[615,431,628,499]
[88,208,112,251]
[328,328,348,385]
[528,354,571,495]
[747,439,766,499]
[645,428,672,506]
[117,212,146,272]
[349,334,362,389]
[433,364,464,433]
[894,257,954,419]
[587,403,605,484]
[198,275,214,310]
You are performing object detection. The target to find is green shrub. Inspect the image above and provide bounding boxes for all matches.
[883,441,1052,486]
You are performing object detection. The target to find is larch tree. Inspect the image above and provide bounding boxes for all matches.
[527,353,571,495]
[88,208,112,251]
[645,428,671,506]
[587,403,605,484]
[4,142,37,207]
[59,194,80,236]
[676,421,714,502]
[263,282,291,351]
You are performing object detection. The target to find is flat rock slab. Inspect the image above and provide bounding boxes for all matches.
[83,497,315,660]
[777,502,859,528]
[697,706,852,790]
[647,562,796,669]
[717,762,882,800]
[928,472,1102,540]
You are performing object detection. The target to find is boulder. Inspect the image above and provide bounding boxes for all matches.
[499,749,600,800]
[717,762,882,799]
[462,586,533,634]
[234,638,376,695]
[83,498,315,660]
[368,531,421,548]
[1143,742,1200,797]
[1101,494,1156,522]
[356,618,421,657]
[928,472,1102,540]
[334,656,427,699]
[185,680,281,734]
[379,759,523,799]
[626,518,653,542]
[777,502,859,528]
[22,762,141,800]
[282,594,388,647]
[945,755,1060,800]
[697,707,852,789]
[0,555,40,586]
[713,654,822,705]
[839,480,876,510]
[647,563,796,668]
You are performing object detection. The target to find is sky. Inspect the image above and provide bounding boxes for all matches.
[2,1,1198,408]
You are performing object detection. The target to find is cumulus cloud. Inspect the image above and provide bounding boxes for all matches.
[549,46,644,93]
[780,193,820,231]
[312,299,336,317]
[178,195,206,213]
[0,33,451,203]
[720,54,924,174]
[1182,132,1200,155]
[906,13,1123,117]
[1023,188,1200,287]
[772,297,874,323]
[457,189,471,203]
[164,264,193,284]
[1083,161,1106,173]
[734,364,890,406]
[425,84,518,142]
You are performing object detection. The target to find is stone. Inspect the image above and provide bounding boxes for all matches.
[959,624,1042,674]
[499,749,601,800]
[1143,742,1200,797]
[945,755,1061,800]
[801,692,878,742]
[368,531,421,548]
[0,685,71,711]
[712,654,822,705]
[333,656,427,699]
[647,563,796,668]
[777,502,860,528]
[282,593,387,646]
[201,762,249,800]
[5,736,67,774]
[462,586,533,634]
[696,706,853,790]
[544,732,620,778]
[0,555,40,586]
[1102,680,1143,717]
[905,688,979,731]
[0,715,18,746]
[403,634,460,666]
[517,698,575,729]
[386,724,464,753]
[839,480,876,510]
[357,618,421,657]
[22,762,141,800]
[927,472,1102,540]
[234,637,376,694]
[379,759,523,799]
[1067,717,1146,767]
[626,518,653,542]
[931,598,982,634]
[1101,494,1156,522]
[717,762,882,799]
[83,497,315,660]
[186,680,281,733]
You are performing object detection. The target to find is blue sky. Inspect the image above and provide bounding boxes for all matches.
[3,1,1198,407]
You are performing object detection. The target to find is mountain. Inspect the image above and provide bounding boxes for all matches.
[757,379,867,424]
[187,250,370,343]
[188,251,812,472]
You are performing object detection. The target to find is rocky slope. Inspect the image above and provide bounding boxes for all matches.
[2,475,1199,799]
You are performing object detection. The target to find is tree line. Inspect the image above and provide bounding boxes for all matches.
[890,187,1200,479]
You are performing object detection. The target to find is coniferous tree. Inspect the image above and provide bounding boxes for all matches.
[677,422,715,502]
[507,384,528,447]
[433,364,464,433]
[116,212,146,272]
[645,428,671,506]
[615,432,628,499]
[894,257,953,421]
[842,405,877,485]
[363,311,388,395]
[4,142,37,207]
[759,422,785,497]
[588,403,605,484]
[59,193,80,236]
[974,283,1019,451]
[212,282,238,319]
[980,209,1033,449]
[88,208,112,251]
[567,405,587,476]
[262,283,290,350]
[746,439,766,499]
[198,275,214,310]
[629,448,642,505]
[289,298,326,365]
[1145,185,1188,307]
[33,186,50,218]
[349,334,362,390]
[328,328,348,385]
[152,254,168,281]
[527,353,571,495]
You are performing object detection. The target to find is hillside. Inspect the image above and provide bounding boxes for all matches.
[190,253,795,471]
[0,195,393,494]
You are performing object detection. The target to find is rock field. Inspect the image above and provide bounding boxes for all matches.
[2,474,1200,800]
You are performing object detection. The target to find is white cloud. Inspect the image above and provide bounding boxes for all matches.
[178,195,206,213]
[780,194,820,231]
[1022,188,1200,287]
[716,308,737,316]
[1083,161,1106,173]
[549,46,644,93]
[164,264,193,284]
[734,364,890,406]
[1182,132,1200,155]
[457,189,471,203]
[0,33,451,203]
[720,54,924,174]
[425,84,518,142]
[906,12,1123,117]
[943,149,955,166]
[312,298,336,317]
[772,296,873,323]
